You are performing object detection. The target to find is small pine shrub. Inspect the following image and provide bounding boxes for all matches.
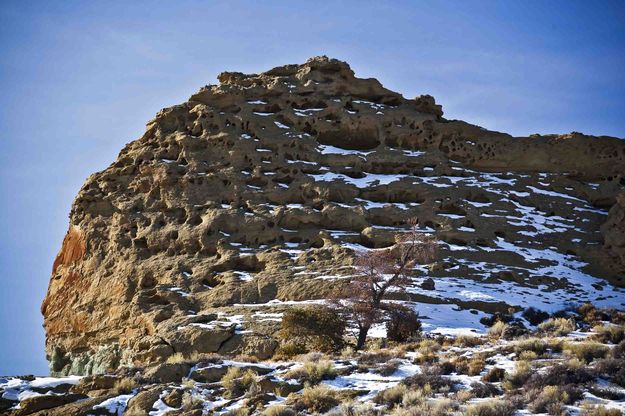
[277,306,345,353]
[387,306,422,342]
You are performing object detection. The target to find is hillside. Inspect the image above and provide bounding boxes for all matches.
[4,56,624,415]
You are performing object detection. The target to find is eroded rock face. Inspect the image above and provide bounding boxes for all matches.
[42,56,625,375]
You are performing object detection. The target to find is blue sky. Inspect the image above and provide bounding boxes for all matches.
[0,0,623,375]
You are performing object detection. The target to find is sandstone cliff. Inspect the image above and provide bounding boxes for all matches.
[42,56,625,376]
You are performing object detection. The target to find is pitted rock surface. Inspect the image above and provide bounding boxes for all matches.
[43,56,625,375]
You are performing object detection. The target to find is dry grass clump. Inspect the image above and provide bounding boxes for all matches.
[466,355,486,376]
[285,359,336,385]
[517,350,538,361]
[580,403,623,416]
[326,401,383,416]
[166,351,222,365]
[261,405,297,416]
[374,384,408,407]
[224,408,251,416]
[592,324,625,344]
[413,339,441,364]
[390,398,458,416]
[503,360,532,390]
[401,385,432,407]
[464,399,516,416]
[524,359,595,389]
[358,348,405,364]
[587,384,625,401]
[488,321,509,339]
[482,367,506,383]
[166,352,187,364]
[513,338,562,357]
[526,385,581,415]
[113,377,137,394]
[538,317,576,336]
[375,359,402,376]
[595,356,625,388]
[454,335,487,348]
[221,367,258,398]
[563,341,609,363]
[295,384,339,413]
[403,370,456,393]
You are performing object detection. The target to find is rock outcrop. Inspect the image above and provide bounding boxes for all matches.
[42,56,625,375]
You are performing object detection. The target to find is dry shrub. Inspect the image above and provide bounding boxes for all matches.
[513,337,549,356]
[261,405,297,416]
[297,384,339,413]
[482,367,506,383]
[114,377,137,394]
[166,352,187,364]
[358,348,404,365]
[525,360,595,388]
[221,367,258,398]
[277,306,345,353]
[285,359,336,385]
[455,335,487,348]
[374,384,408,407]
[595,357,625,387]
[454,389,474,403]
[592,324,625,344]
[403,370,456,393]
[527,385,581,414]
[587,384,625,401]
[465,399,516,416]
[471,381,502,398]
[538,317,576,336]
[401,385,432,407]
[563,341,609,363]
[224,408,251,416]
[467,355,486,376]
[503,360,532,390]
[488,321,508,338]
[518,350,538,361]
[580,404,623,416]
[413,339,441,364]
[391,398,458,416]
[387,306,422,342]
[376,359,402,376]
[579,304,611,324]
[327,401,383,416]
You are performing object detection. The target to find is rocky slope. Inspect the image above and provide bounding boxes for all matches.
[42,56,625,377]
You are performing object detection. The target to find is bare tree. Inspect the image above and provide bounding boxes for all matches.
[336,219,438,349]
